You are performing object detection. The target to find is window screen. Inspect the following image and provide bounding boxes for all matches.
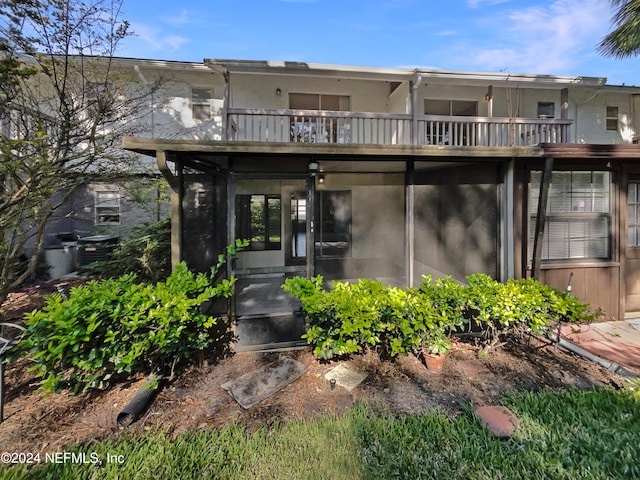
[537,102,555,119]
[606,106,619,131]
[191,88,213,121]
[529,170,611,261]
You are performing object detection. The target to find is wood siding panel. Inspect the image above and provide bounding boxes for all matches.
[540,266,620,320]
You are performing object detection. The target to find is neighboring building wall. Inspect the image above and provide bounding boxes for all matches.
[44,178,166,245]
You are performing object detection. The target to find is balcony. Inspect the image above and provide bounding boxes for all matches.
[226,108,572,147]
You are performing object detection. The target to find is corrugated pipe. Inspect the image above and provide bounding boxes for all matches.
[547,332,637,378]
[117,373,163,427]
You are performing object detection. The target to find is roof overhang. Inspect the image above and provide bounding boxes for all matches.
[204,58,612,89]
[204,59,416,82]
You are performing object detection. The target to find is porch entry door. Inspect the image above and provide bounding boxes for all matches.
[233,175,315,275]
[231,175,312,351]
[625,176,640,314]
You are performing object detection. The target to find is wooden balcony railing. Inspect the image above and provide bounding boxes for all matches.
[226,108,572,147]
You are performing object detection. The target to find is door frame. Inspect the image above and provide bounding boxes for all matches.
[228,171,314,279]
[624,172,640,316]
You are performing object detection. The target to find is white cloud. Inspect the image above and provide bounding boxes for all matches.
[129,23,189,55]
[467,0,511,8]
[165,9,191,26]
[467,0,612,74]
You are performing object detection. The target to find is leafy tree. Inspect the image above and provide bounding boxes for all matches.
[599,0,640,58]
[0,0,160,306]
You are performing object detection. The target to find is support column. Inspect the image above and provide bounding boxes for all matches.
[410,76,422,145]
[222,68,231,140]
[157,151,181,269]
[487,85,494,118]
[561,88,569,142]
[500,159,515,281]
[306,166,316,279]
[405,160,415,287]
[227,172,237,319]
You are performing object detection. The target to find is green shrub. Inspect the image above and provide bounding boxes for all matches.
[283,277,386,360]
[462,273,599,343]
[284,273,599,360]
[20,240,247,393]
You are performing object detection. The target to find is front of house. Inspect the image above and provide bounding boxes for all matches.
[121,59,640,351]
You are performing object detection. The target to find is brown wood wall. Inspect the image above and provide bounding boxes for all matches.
[514,157,625,321]
[539,266,621,320]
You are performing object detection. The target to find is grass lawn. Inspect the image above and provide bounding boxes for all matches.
[1,387,638,480]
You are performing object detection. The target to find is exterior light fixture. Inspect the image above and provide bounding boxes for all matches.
[318,174,325,184]
[275,88,282,96]
[308,162,319,175]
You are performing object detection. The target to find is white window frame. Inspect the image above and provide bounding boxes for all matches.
[528,170,612,262]
[606,106,619,131]
[537,102,555,119]
[628,182,640,247]
[191,87,214,121]
[95,191,121,225]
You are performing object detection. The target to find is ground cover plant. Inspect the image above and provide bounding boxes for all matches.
[283,273,599,360]
[2,388,637,479]
[17,240,247,393]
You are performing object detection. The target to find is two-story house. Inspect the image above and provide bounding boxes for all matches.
[119,58,640,351]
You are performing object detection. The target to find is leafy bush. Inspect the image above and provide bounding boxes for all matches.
[283,277,386,360]
[284,273,599,360]
[21,240,247,393]
[461,274,599,344]
[86,218,171,283]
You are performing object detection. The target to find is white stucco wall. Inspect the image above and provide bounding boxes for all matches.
[229,74,393,113]
[118,63,225,141]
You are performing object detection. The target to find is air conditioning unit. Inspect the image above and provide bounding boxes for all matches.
[77,235,119,268]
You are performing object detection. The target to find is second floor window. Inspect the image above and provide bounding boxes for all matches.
[191,88,214,121]
[537,102,555,119]
[424,100,477,116]
[289,93,350,112]
[606,106,619,131]
[95,191,120,225]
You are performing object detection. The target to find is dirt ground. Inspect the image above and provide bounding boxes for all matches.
[0,280,629,455]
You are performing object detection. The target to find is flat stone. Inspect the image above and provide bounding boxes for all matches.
[221,356,307,409]
[324,363,368,392]
[475,406,519,438]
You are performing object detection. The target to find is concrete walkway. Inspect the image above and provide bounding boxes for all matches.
[559,320,640,375]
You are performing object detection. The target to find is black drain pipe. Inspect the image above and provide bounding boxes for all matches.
[547,332,637,378]
[117,373,163,427]
[546,272,637,378]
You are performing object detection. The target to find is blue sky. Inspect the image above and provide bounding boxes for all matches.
[119,0,640,86]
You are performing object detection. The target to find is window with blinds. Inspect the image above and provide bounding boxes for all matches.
[528,170,612,261]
